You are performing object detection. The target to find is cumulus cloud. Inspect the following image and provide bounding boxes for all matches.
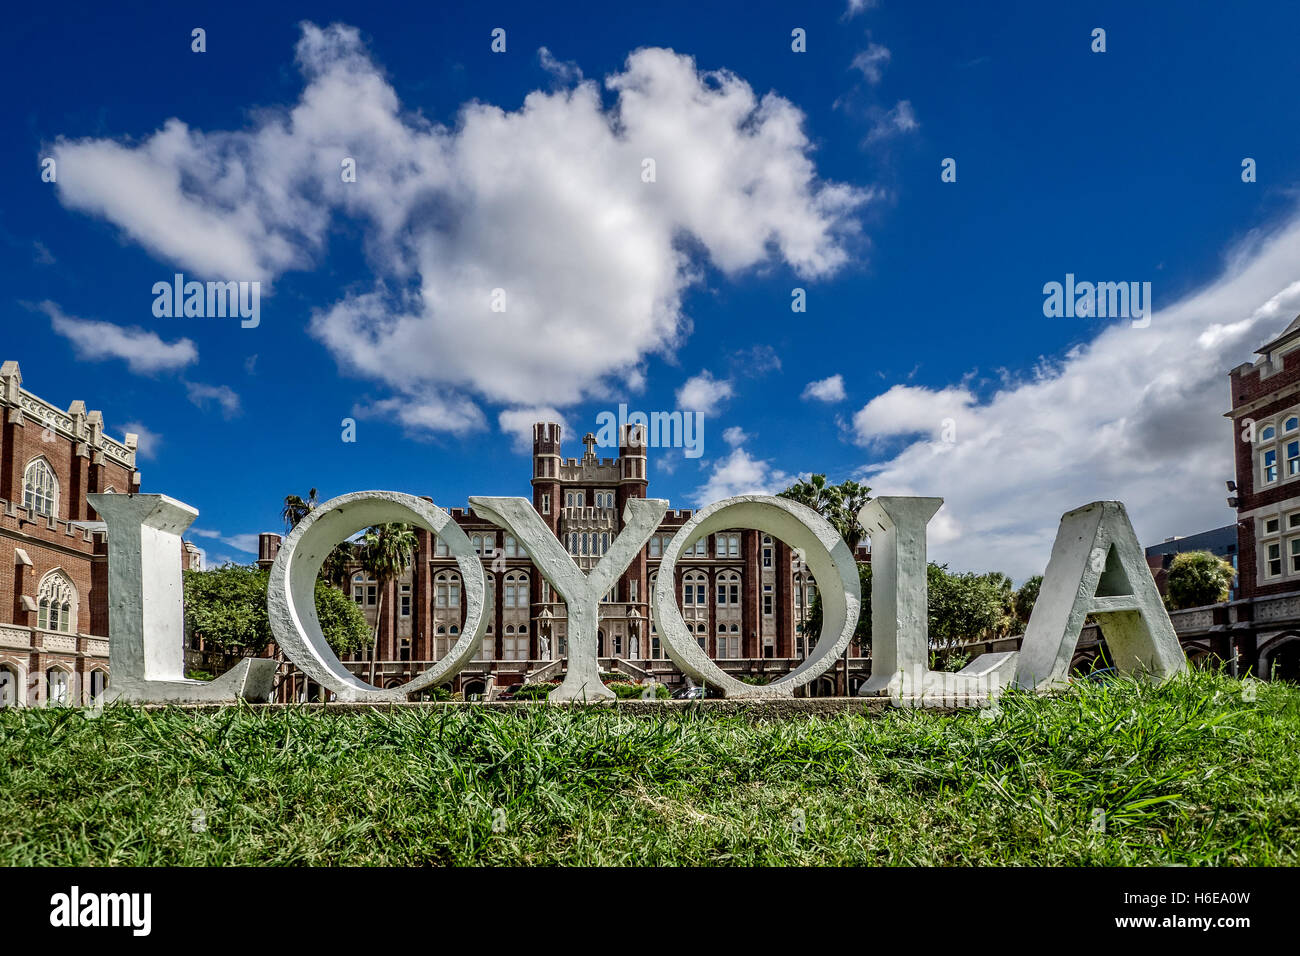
[185,381,241,418]
[40,301,197,373]
[803,373,847,403]
[853,213,1300,580]
[499,406,570,453]
[49,25,869,432]
[676,371,734,415]
[693,446,793,505]
[119,421,162,460]
[722,425,749,446]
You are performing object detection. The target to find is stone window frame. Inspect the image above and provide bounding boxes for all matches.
[37,568,77,634]
[44,665,72,707]
[23,456,58,517]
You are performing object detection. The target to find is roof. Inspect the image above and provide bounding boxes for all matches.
[1256,313,1300,355]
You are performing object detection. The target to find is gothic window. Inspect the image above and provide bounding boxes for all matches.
[45,667,70,706]
[351,572,377,607]
[23,458,57,517]
[37,570,76,634]
[716,570,740,606]
[505,571,530,608]
[0,665,17,708]
[683,571,707,606]
[435,571,461,607]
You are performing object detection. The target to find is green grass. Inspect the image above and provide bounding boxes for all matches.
[0,669,1297,865]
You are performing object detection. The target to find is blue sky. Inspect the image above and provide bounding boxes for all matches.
[5,0,1300,577]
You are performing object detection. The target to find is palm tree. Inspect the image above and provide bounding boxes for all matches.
[281,488,319,534]
[779,475,872,549]
[359,522,417,685]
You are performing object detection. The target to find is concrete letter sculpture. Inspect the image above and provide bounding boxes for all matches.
[1014,500,1186,690]
[468,495,668,701]
[88,489,1186,708]
[855,497,1017,707]
[88,493,276,703]
[267,491,489,702]
[653,495,861,698]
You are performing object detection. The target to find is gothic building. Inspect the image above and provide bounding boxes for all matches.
[262,422,869,699]
[0,361,140,707]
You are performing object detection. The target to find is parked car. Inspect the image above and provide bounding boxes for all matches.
[671,684,725,700]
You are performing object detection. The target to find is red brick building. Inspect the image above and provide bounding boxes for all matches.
[0,360,142,707]
[264,422,869,699]
[1228,316,1300,598]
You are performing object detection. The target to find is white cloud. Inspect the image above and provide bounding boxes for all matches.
[190,528,261,553]
[852,384,975,444]
[693,446,793,504]
[722,425,748,446]
[185,381,241,418]
[40,301,197,373]
[844,0,880,18]
[803,373,847,403]
[676,371,734,415]
[853,212,1300,581]
[539,47,583,84]
[50,25,869,434]
[499,406,570,453]
[866,100,919,143]
[119,421,162,460]
[850,43,891,84]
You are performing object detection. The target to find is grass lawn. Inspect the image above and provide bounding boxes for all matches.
[0,669,1297,865]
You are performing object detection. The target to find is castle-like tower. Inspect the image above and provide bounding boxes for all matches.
[261,419,841,700]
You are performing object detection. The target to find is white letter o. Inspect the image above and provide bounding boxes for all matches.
[652,496,860,697]
[268,491,488,701]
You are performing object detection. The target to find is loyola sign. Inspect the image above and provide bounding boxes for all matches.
[87,490,1186,707]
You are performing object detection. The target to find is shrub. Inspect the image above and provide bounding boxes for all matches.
[1167,551,1235,610]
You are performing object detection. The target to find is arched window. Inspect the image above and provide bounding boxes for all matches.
[1262,425,1277,442]
[0,665,18,708]
[505,571,530,608]
[1287,416,1299,433]
[45,667,70,706]
[435,571,461,607]
[89,670,108,701]
[351,572,377,606]
[683,571,707,606]
[23,458,58,517]
[37,570,77,634]
[716,570,740,606]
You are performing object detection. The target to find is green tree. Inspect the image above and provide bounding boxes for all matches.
[1014,574,1043,631]
[1166,551,1235,610]
[778,474,873,548]
[281,488,356,586]
[926,564,1006,650]
[281,488,319,534]
[183,565,368,657]
[359,522,417,684]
